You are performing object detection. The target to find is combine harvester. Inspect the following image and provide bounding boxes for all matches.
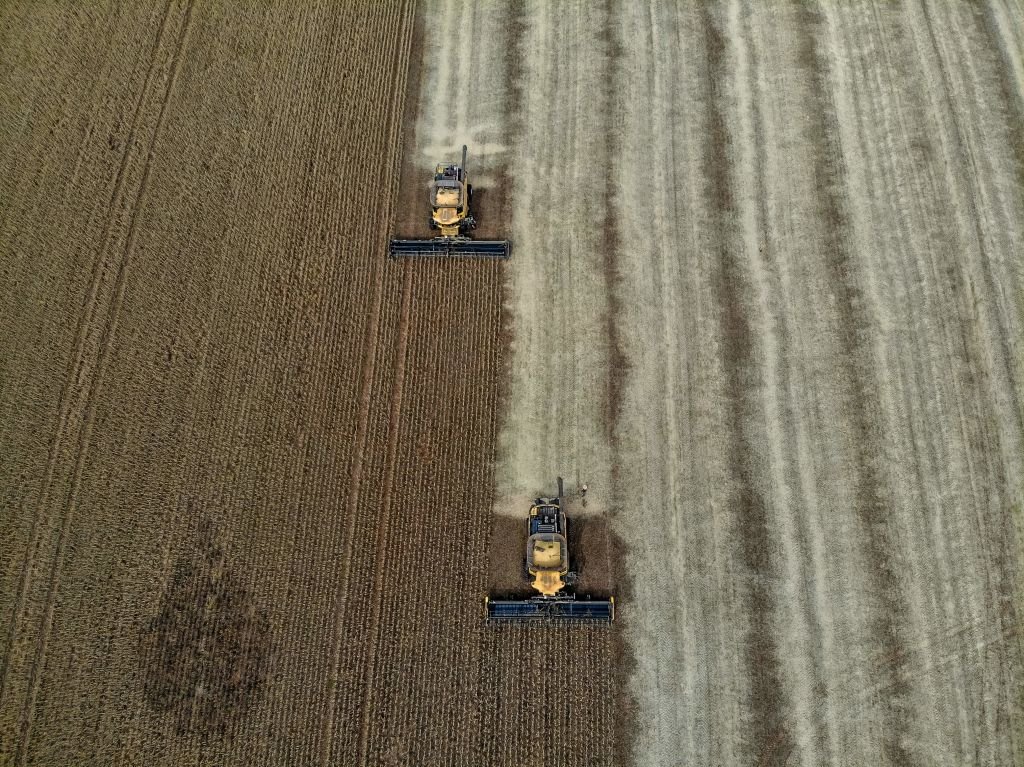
[486,478,615,622]
[389,145,511,259]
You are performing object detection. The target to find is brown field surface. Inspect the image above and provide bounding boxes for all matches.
[0,1,622,765]
[3,1,1024,767]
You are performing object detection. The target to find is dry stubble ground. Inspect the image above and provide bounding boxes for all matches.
[479,2,1024,766]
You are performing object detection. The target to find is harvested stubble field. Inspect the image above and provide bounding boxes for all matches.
[476,2,1024,766]
[2,2,1024,767]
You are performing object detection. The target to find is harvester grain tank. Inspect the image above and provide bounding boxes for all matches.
[485,478,615,622]
[389,145,511,259]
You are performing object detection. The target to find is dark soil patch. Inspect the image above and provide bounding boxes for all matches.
[139,517,271,738]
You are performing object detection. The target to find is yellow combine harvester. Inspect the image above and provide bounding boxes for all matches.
[485,478,615,622]
[389,145,511,259]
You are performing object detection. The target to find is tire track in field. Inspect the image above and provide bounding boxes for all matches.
[495,0,617,514]
[318,134,391,767]
[0,0,178,701]
[139,7,310,758]
[154,3,416,761]
[797,4,1023,762]
[12,6,196,762]
[378,261,501,764]
[361,264,439,763]
[160,4,400,759]
[12,3,278,757]
[797,7,914,765]
[356,261,413,767]
[318,4,416,757]
[317,5,417,761]
[611,4,718,762]
[825,10,964,761]
[598,0,625,451]
[1,2,418,763]
[3,0,193,753]
[701,7,793,764]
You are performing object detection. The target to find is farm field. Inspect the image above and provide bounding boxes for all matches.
[463,2,1023,766]
[1,2,1023,767]
[0,1,617,765]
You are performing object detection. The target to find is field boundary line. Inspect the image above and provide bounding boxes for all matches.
[0,0,178,706]
[13,4,195,762]
[356,262,413,767]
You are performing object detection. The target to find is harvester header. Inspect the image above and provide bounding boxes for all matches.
[389,145,511,259]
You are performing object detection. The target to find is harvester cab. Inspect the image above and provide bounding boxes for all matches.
[389,145,511,259]
[485,478,615,623]
[430,160,470,236]
[527,500,570,596]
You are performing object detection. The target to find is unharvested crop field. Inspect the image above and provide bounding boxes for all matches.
[0,1,599,765]
[1,2,1023,767]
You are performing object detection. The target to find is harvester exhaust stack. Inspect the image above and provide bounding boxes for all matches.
[485,476,615,624]
[389,145,511,259]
